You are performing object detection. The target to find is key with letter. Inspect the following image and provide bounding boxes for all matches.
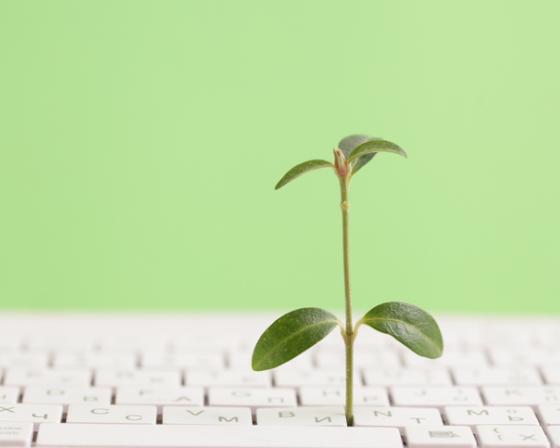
[208,387,297,409]
[0,404,62,429]
[354,406,442,433]
[116,386,204,408]
[444,406,539,427]
[257,406,347,426]
[66,404,157,424]
[476,425,550,447]
[95,369,181,388]
[163,406,252,425]
[23,386,112,409]
[299,387,389,406]
[391,386,482,408]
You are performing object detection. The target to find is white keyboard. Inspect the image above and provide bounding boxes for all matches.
[1,313,560,447]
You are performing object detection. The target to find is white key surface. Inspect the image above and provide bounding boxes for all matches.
[4,368,91,387]
[186,369,271,387]
[0,404,62,429]
[66,404,157,424]
[0,386,20,404]
[405,426,477,448]
[299,387,389,406]
[483,386,560,407]
[363,367,452,386]
[95,369,181,387]
[0,422,33,447]
[476,425,550,447]
[452,367,542,386]
[36,423,404,447]
[257,406,347,426]
[391,386,482,408]
[23,386,112,407]
[116,386,204,407]
[537,405,560,425]
[208,387,297,408]
[354,406,443,433]
[163,406,252,425]
[444,406,539,427]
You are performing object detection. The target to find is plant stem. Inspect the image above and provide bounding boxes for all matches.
[340,177,354,426]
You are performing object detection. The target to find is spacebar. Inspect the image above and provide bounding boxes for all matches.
[36,424,403,448]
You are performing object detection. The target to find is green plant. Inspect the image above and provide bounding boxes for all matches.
[251,134,444,425]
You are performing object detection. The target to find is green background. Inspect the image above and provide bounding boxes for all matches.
[1,1,559,313]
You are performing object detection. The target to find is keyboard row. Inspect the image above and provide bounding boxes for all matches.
[2,385,560,408]
[5,347,560,369]
[12,423,560,447]
[5,409,560,446]
[3,366,560,387]
[4,404,560,426]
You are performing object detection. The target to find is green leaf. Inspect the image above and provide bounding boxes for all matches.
[275,160,333,190]
[338,134,376,174]
[348,139,407,168]
[359,301,443,358]
[252,307,340,371]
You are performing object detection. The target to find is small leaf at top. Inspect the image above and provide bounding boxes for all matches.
[348,139,407,168]
[252,307,340,371]
[275,160,333,190]
[338,134,377,174]
[359,301,443,358]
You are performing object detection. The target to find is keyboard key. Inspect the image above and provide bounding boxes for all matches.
[142,352,224,369]
[354,406,442,433]
[489,348,560,366]
[4,368,91,387]
[23,386,112,408]
[0,353,49,369]
[95,369,181,387]
[186,369,271,387]
[405,426,477,448]
[483,386,560,407]
[116,387,204,407]
[363,367,452,386]
[402,350,488,368]
[163,406,252,425]
[0,404,62,429]
[257,406,346,426]
[36,423,404,447]
[444,406,539,427]
[274,370,360,387]
[391,386,482,408]
[537,405,560,424]
[476,425,550,447]
[0,422,33,447]
[208,387,297,409]
[0,386,20,404]
[546,426,560,448]
[299,387,389,406]
[541,367,560,385]
[53,352,137,369]
[66,404,157,424]
[452,367,542,386]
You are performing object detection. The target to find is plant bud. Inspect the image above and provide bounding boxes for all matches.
[333,148,349,178]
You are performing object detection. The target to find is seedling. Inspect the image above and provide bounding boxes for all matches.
[251,135,444,425]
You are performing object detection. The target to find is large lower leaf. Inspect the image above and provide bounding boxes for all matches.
[252,307,340,371]
[275,160,333,190]
[359,301,443,358]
